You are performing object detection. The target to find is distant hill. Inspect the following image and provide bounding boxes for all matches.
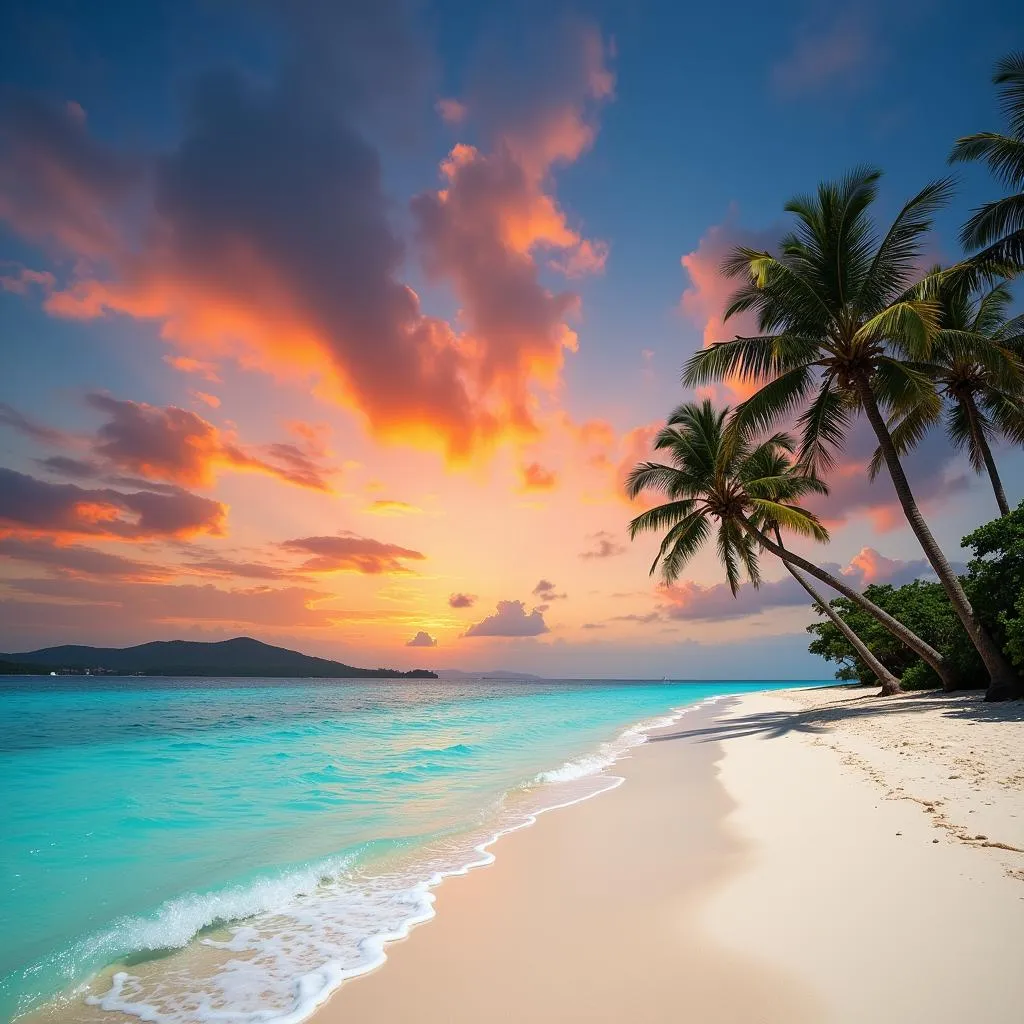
[1,637,438,679]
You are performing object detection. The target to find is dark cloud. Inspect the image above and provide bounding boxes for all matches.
[406,630,437,647]
[807,419,971,532]
[0,468,225,539]
[281,533,425,574]
[448,592,477,608]
[0,402,70,444]
[36,455,103,479]
[579,530,625,559]
[464,599,549,637]
[532,578,567,601]
[0,4,607,460]
[0,536,171,580]
[610,612,662,624]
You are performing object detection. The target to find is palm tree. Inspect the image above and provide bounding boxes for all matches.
[625,400,951,695]
[950,52,1024,272]
[772,527,903,694]
[871,274,1024,516]
[683,168,1022,700]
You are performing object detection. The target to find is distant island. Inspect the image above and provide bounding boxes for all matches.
[0,637,438,679]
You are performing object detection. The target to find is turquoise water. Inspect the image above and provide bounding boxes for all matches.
[0,676,817,1022]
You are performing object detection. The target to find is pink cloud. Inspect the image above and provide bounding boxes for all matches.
[680,217,780,402]
[658,546,943,622]
[281,533,425,575]
[806,419,971,532]
[437,98,467,124]
[83,394,333,491]
[449,592,477,608]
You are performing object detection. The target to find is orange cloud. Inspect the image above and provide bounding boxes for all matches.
[366,500,422,515]
[614,422,661,503]
[163,355,221,382]
[281,533,426,575]
[0,22,613,465]
[192,391,220,408]
[520,462,557,491]
[85,394,332,491]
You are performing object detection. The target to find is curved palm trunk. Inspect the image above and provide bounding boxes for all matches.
[740,516,956,689]
[855,376,1022,701]
[963,393,1011,516]
[778,549,903,695]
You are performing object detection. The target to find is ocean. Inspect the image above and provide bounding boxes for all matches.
[0,675,820,1022]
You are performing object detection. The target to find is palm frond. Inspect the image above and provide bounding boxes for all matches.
[994,51,1024,138]
[657,511,713,583]
[949,134,1024,188]
[796,376,851,473]
[859,177,955,311]
[625,463,682,502]
[747,500,830,542]
[960,193,1024,252]
[730,365,815,437]
[855,299,942,359]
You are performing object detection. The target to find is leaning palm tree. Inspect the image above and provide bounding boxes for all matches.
[950,52,1024,272]
[626,400,951,694]
[683,168,1021,700]
[871,273,1024,516]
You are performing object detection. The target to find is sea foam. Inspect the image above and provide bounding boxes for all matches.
[83,700,712,1024]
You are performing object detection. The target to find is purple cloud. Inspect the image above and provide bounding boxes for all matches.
[464,600,549,638]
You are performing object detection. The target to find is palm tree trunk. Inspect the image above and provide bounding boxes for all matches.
[775,535,902,695]
[854,375,1022,700]
[740,515,956,689]
[963,393,1010,516]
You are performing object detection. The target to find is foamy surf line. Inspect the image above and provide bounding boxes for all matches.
[64,698,725,1024]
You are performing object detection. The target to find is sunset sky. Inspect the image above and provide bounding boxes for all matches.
[1,0,1022,678]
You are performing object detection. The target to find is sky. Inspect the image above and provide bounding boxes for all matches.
[1,0,1022,678]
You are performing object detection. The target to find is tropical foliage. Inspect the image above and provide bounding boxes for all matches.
[626,53,1024,701]
[680,165,1020,699]
[807,504,1024,689]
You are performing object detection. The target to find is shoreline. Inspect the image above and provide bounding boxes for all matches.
[20,693,731,1024]
[22,684,1023,1023]
[312,685,1024,1023]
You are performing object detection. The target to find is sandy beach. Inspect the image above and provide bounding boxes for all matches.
[316,686,1024,1023]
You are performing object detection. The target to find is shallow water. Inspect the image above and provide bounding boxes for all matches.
[0,676,819,1022]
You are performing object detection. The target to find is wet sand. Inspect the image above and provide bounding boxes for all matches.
[315,687,1024,1023]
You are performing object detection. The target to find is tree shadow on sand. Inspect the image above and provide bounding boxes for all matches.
[649,687,1024,746]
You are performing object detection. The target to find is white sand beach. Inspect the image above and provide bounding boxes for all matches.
[315,686,1024,1023]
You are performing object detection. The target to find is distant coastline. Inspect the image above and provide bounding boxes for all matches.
[0,636,437,680]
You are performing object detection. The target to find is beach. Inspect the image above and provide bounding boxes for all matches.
[316,686,1024,1023]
